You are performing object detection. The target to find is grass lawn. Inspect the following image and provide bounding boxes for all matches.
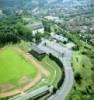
[41,56,62,86]
[0,47,37,85]
[72,51,92,79]
[17,40,31,51]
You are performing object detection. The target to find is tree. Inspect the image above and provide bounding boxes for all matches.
[42,20,51,32]
[16,22,33,41]
[75,72,82,84]
[35,32,42,44]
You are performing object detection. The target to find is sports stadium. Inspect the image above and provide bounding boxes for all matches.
[0,45,63,99]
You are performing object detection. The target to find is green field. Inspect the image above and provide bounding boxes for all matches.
[17,40,31,51]
[72,51,92,76]
[66,49,94,100]
[0,47,37,85]
[41,56,62,86]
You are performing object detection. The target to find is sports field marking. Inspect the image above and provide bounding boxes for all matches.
[0,72,41,98]
[44,61,57,84]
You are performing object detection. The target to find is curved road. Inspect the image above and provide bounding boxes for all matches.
[38,40,74,100]
[48,49,74,100]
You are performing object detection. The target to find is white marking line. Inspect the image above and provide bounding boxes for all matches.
[44,61,57,84]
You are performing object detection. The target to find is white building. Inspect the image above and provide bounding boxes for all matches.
[31,22,44,35]
[65,42,75,49]
[50,32,68,42]
[26,22,44,35]
[44,16,60,22]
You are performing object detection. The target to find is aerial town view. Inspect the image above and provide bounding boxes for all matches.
[0,0,94,100]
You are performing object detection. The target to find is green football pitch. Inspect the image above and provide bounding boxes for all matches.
[0,47,37,85]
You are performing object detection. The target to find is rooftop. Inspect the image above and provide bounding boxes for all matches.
[65,42,75,48]
[10,86,49,100]
[32,44,45,54]
[31,22,44,30]
[45,16,59,21]
[50,32,68,42]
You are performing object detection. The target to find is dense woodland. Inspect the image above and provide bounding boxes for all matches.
[0,15,33,46]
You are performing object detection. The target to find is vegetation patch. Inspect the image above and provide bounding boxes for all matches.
[41,56,62,87]
[66,49,94,100]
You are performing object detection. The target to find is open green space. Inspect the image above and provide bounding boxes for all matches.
[41,56,62,87]
[66,48,94,100]
[72,51,92,77]
[17,40,31,51]
[0,47,37,85]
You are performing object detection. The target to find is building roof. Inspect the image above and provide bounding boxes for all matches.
[90,39,94,44]
[50,32,68,42]
[45,16,59,21]
[21,86,49,100]
[53,34,68,42]
[32,44,45,54]
[65,42,75,48]
[10,86,49,100]
[31,22,44,30]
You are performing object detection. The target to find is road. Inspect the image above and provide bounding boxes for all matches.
[48,50,74,100]
[38,40,74,100]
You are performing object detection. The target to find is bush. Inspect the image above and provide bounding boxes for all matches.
[0,33,20,45]
[75,72,82,84]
